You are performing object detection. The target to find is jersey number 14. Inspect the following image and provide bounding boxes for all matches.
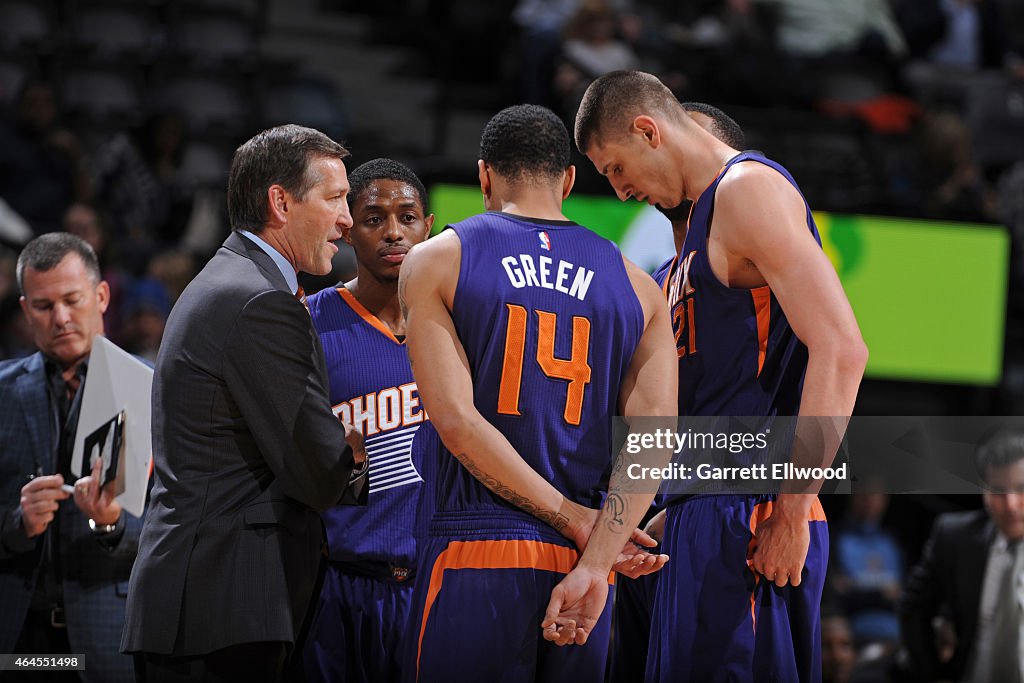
[497,304,592,426]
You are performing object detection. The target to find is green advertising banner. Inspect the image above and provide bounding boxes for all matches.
[430,184,1010,386]
[815,213,1009,386]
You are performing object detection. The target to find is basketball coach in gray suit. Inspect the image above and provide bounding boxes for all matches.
[122,124,368,682]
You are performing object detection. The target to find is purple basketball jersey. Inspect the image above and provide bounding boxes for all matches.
[308,286,428,569]
[653,152,822,418]
[436,211,644,521]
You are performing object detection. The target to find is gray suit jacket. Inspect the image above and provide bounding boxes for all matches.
[122,231,356,656]
[0,352,142,682]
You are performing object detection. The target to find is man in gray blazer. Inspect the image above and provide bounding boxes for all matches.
[122,124,367,682]
[1,233,141,682]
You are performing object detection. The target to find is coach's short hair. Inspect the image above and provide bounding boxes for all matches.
[682,102,746,150]
[347,158,429,212]
[16,232,101,295]
[575,70,682,153]
[480,104,570,184]
[228,124,349,233]
[976,426,1024,487]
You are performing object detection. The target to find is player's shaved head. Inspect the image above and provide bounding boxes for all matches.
[574,70,684,153]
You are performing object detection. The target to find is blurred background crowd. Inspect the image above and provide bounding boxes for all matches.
[1,1,1022,680]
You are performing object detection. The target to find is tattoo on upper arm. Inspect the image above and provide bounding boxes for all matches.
[452,451,569,533]
[399,252,419,323]
[398,274,410,322]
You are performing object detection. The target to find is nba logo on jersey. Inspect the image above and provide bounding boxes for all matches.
[538,231,551,251]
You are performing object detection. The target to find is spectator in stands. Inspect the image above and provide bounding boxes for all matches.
[901,426,1024,682]
[513,0,583,105]
[753,0,906,62]
[895,0,1024,106]
[119,278,170,364]
[916,110,997,220]
[513,0,638,106]
[553,1,640,119]
[561,2,638,76]
[822,608,901,683]
[0,244,30,359]
[997,160,1024,287]
[63,202,125,344]
[830,493,902,648]
[90,111,196,273]
[660,0,777,104]
[0,244,16,313]
[752,0,907,104]
[821,611,856,683]
[0,81,90,236]
[145,248,198,306]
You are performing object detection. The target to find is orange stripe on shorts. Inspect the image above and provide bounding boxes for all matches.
[416,539,578,680]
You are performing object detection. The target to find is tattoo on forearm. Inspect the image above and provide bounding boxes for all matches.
[602,440,643,535]
[605,493,627,533]
[453,451,569,532]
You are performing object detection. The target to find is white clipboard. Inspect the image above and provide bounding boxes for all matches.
[70,336,153,518]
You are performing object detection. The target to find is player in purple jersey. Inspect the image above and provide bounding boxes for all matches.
[302,159,434,683]
[610,102,749,683]
[398,104,677,682]
[576,72,867,682]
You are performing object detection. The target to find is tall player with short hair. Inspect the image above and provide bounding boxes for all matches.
[399,104,677,682]
[610,101,750,683]
[575,71,867,682]
[303,158,436,683]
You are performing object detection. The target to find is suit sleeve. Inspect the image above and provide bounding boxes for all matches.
[0,507,37,559]
[223,289,354,512]
[899,517,947,682]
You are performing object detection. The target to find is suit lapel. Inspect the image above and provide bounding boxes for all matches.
[15,353,55,472]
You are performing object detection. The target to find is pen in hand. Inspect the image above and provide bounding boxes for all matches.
[27,470,74,495]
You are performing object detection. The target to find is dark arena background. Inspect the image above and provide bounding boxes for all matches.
[0,1,1022,681]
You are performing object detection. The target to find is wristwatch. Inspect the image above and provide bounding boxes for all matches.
[349,454,370,483]
[88,518,117,535]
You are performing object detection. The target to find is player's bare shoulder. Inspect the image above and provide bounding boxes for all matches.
[716,160,802,208]
[401,228,462,310]
[406,228,460,264]
[713,158,807,253]
[717,161,805,217]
